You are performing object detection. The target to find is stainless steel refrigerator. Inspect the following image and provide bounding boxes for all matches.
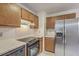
[55,18,79,56]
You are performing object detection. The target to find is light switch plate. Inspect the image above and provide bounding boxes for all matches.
[0,32,3,37]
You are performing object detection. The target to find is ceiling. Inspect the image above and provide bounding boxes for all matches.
[21,3,79,14]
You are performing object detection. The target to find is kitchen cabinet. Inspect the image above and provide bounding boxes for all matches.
[64,13,76,19]
[56,15,65,20]
[21,8,29,21]
[1,45,25,56]
[21,8,39,29]
[56,13,76,20]
[46,17,56,29]
[30,15,39,28]
[0,4,21,27]
[28,12,35,23]
[21,8,34,23]
[45,37,55,53]
[33,15,39,28]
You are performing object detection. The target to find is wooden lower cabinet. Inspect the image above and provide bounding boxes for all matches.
[45,37,55,53]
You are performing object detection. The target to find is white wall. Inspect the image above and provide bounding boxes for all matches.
[37,11,46,37]
[37,11,46,52]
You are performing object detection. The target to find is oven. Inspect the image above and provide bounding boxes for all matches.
[27,39,39,56]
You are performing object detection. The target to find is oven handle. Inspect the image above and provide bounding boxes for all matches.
[27,41,39,47]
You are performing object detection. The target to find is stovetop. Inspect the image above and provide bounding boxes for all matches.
[18,37,39,44]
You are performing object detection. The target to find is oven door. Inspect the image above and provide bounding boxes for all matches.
[28,42,39,56]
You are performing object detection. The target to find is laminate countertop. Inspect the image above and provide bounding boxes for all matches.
[0,39,26,55]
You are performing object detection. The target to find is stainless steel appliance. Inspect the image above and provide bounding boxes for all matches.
[65,18,79,56]
[55,20,65,56]
[18,37,40,56]
[55,18,79,56]
[27,39,39,56]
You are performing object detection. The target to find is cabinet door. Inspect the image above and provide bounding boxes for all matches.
[30,15,39,29]
[46,17,56,29]
[0,3,21,27]
[45,37,55,53]
[56,15,65,20]
[28,12,34,23]
[21,8,34,23]
[56,13,76,20]
[21,8,29,21]
[34,15,39,28]
[65,13,76,19]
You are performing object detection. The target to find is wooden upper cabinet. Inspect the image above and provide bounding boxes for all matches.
[46,17,56,29]
[30,15,39,29]
[21,8,39,29]
[33,15,39,28]
[28,12,35,23]
[64,13,76,19]
[56,15,65,20]
[56,13,76,20]
[21,8,34,23]
[0,3,21,27]
[21,8,30,22]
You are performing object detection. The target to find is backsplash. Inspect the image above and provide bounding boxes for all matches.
[45,29,56,37]
[0,27,40,40]
[3,29,16,40]
[0,28,18,40]
[15,28,39,39]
